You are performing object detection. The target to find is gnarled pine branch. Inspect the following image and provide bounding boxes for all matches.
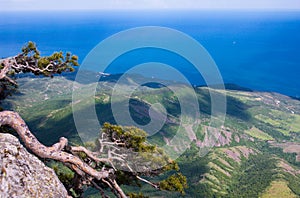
[0,110,127,198]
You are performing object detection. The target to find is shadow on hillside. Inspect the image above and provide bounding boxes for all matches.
[25,102,116,146]
[195,88,252,121]
[25,85,253,146]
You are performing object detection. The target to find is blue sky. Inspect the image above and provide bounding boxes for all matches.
[0,0,300,11]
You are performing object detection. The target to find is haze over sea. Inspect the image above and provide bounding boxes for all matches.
[0,10,299,97]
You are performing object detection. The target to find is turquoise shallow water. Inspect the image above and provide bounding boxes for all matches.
[0,10,299,97]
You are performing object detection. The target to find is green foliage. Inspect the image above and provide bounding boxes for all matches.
[21,41,40,57]
[101,122,153,152]
[284,173,300,196]
[128,192,149,198]
[226,154,277,197]
[48,161,75,186]
[258,141,300,166]
[17,41,78,76]
[115,170,140,187]
[0,41,78,102]
[162,160,180,172]
[159,173,188,194]
[69,188,81,198]
[97,123,188,195]
[99,123,182,172]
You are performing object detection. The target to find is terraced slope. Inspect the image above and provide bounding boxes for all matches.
[3,75,300,197]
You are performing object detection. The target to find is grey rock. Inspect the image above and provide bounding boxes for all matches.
[0,133,69,198]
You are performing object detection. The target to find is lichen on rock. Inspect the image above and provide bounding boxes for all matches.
[0,133,69,198]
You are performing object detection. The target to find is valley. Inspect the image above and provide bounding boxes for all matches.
[3,74,300,197]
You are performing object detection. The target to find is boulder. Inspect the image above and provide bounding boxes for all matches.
[0,133,69,198]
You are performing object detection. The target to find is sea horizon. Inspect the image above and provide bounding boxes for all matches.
[1,10,300,97]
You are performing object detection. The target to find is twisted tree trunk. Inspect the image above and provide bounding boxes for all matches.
[0,110,127,198]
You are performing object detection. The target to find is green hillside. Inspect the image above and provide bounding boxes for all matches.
[3,75,300,197]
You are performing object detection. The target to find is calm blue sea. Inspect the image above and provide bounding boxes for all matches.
[0,10,300,97]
